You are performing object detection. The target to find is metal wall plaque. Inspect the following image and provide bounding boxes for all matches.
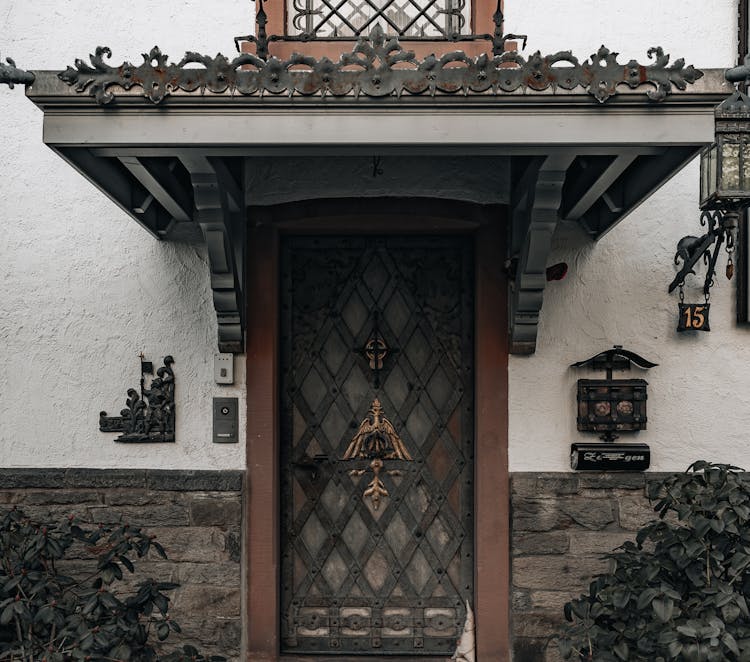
[571,442,650,471]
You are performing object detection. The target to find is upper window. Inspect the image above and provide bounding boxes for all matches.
[287,0,472,39]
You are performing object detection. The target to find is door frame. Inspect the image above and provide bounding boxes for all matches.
[245,211,509,661]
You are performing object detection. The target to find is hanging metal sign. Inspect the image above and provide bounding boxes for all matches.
[677,302,711,332]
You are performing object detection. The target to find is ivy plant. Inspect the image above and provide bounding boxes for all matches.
[0,506,224,662]
[559,461,750,661]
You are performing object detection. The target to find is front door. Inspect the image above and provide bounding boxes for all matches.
[280,236,474,656]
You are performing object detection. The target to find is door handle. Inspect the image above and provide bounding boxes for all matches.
[292,455,331,481]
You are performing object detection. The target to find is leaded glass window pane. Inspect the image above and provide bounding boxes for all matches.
[287,0,471,38]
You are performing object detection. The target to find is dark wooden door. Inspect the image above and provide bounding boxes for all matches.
[280,236,474,656]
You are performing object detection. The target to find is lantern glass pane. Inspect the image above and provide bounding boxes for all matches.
[721,140,741,191]
[742,139,750,190]
[700,147,711,201]
[709,144,718,197]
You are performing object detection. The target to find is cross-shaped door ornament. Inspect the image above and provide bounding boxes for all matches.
[354,312,397,388]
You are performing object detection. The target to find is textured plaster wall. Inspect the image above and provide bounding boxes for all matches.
[1,1,747,472]
[504,0,749,472]
[0,1,250,468]
[504,0,736,68]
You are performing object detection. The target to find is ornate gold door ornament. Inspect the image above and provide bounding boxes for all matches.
[342,398,412,509]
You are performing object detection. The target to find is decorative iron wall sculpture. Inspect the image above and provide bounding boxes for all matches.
[56,25,702,105]
[99,355,175,442]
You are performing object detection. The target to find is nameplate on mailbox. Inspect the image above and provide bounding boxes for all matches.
[570,443,650,471]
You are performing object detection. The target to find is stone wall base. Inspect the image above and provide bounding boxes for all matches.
[511,472,672,662]
[0,469,243,661]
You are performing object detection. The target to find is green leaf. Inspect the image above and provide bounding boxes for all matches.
[118,555,134,573]
[612,588,630,609]
[613,641,629,660]
[0,603,14,625]
[722,602,741,623]
[637,588,659,610]
[652,597,674,623]
[722,631,740,656]
[677,624,698,638]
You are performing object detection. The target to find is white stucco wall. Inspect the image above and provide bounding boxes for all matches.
[504,0,750,472]
[0,1,746,472]
[1,1,250,469]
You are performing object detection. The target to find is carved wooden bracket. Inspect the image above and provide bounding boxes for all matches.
[509,154,573,354]
[180,155,245,353]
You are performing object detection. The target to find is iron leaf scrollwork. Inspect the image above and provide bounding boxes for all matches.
[58,27,702,105]
[0,55,34,89]
[99,355,175,443]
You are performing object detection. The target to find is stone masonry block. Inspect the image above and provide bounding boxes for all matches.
[149,527,230,563]
[216,618,242,651]
[576,473,648,490]
[513,498,570,532]
[559,497,614,530]
[511,474,539,497]
[536,475,580,495]
[65,469,148,488]
[86,504,190,527]
[0,469,67,488]
[512,531,569,556]
[225,528,241,563]
[618,496,659,530]
[104,490,184,507]
[190,496,242,527]
[513,555,609,592]
[529,590,577,611]
[513,589,533,611]
[147,470,243,492]
[20,491,103,506]
[568,530,634,556]
[513,611,564,639]
[174,562,241,585]
[173,585,241,619]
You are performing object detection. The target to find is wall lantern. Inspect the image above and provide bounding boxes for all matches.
[669,60,750,316]
[570,346,657,471]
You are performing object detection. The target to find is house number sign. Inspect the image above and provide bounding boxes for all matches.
[677,302,711,332]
